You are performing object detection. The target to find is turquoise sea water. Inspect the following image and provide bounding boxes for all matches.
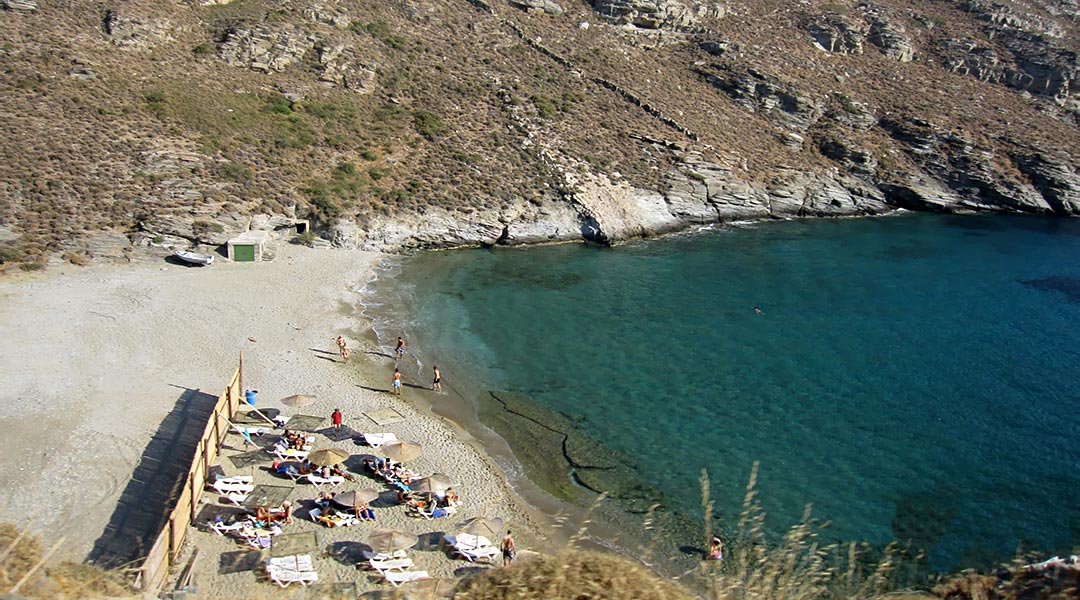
[365,213,1080,571]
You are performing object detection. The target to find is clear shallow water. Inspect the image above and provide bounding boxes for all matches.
[367,213,1080,571]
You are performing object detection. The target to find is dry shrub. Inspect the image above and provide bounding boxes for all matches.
[0,523,43,591]
[0,524,132,599]
[454,548,697,600]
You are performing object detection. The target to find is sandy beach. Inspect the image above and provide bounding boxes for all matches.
[0,244,555,596]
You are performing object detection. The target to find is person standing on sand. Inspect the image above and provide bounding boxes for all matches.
[501,530,516,566]
[392,367,402,396]
[432,365,442,392]
[331,408,343,432]
[395,336,406,360]
[341,343,350,363]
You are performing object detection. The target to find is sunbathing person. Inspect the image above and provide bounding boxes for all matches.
[354,503,375,521]
[443,488,461,507]
[316,491,336,508]
[330,464,355,481]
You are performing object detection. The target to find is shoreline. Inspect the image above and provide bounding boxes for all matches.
[0,243,561,594]
[356,248,714,586]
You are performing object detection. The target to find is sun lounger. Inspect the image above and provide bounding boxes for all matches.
[209,480,255,495]
[272,447,310,462]
[266,564,319,588]
[412,504,454,520]
[214,475,254,485]
[444,533,499,562]
[363,550,408,561]
[362,432,399,447]
[208,519,248,536]
[452,542,499,562]
[383,569,430,587]
[222,491,249,506]
[305,473,345,487]
[268,554,314,572]
[246,534,273,550]
[368,556,415,573]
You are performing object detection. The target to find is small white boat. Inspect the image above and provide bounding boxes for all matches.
[173,250,215,266]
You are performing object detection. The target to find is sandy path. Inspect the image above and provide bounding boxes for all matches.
[0,244,553,594]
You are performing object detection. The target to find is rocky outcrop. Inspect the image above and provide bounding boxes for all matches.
[219,25,315,73]
[315,42,377,92]
[700,66,823,131]
[817,137,879,175]
[809,13,865,55]
[879,117,1054,213]
[1011,149,1080,214]
[863,5,914,62]
[303,3,351,28]
[943,0,1078,109]
[103,10,176,49]
[509,0,565,15]
[589,0,723,32]
[2,0,36,12]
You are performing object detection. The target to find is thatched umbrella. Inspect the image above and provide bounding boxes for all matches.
[409,473,452,495]
[280,394,317,408]
[367,528,419,554]
[332,489,380,509]
[459,516,504,540]
[381,440,423,463]
[307,447,350,467]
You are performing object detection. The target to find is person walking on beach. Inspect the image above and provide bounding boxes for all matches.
[331,408,343,432]
[392,367,402,396]
[394,336,406,360]
[501,530,516,566]
[432,365,442,392]
[341,343,350,363]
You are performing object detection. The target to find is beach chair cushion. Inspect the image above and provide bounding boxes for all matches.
[267,565,319,588]
[368,557,415,572]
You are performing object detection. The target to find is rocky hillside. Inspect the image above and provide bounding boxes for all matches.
[1,0,1079,267]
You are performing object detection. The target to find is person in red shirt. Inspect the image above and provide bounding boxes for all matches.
[331,408,343,431]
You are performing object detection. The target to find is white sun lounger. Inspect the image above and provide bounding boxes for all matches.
[272,447,310,462]
[362,432,399,447]
[305,473,345,487]
[208,519,247,536]
[208,480,255,495]
[383,569,429,587]
[368,556,415,573]
[268,554,314,572]
[267,564,319,588]
[363,549,408,561]
[444,533,499,562]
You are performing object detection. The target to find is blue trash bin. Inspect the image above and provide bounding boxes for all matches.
[245,390,257,406]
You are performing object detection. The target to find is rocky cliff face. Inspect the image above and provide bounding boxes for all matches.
[0,0,1078,266]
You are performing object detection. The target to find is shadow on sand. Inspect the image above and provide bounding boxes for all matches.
[87,386,219,568]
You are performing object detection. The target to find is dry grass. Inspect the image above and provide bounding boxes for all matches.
[0,524,133,599]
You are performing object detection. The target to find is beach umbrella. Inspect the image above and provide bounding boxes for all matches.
[367,528,419,554]
[332,489,380,509]
[307,447,350,467]
[410,473,452,495]
[381,440,423,463]
[459,516,504,540]
[280,394,317,408]
[403,577,456,600]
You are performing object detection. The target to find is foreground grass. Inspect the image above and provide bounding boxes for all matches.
[0,524,132,599]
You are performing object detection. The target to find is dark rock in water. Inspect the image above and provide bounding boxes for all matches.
[1019,276,1080,302]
